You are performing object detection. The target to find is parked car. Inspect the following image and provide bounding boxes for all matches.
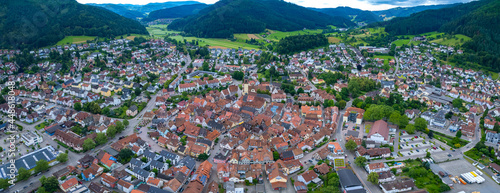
[416,149,420,152]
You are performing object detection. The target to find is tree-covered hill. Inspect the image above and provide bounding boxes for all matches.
[0,0,148,49]
[168,0,356,38]
[147,3,209,21]
[384,0,500,72]
[312,7,381,24]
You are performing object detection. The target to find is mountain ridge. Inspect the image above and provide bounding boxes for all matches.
[168,0,355,38]
[0,0,148,49]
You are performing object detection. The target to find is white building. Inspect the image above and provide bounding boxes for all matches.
[21,131,43,146]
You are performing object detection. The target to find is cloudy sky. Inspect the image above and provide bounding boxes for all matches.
[77,0,473,11]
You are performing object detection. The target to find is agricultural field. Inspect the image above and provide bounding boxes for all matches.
[168,35,261,50]
[328,37,341,44]
[146,24,261,50]
[392,39,410,46]
[430,34,471,46]
[263,29,324,41]
[147,24,182,37]
[55,36,97,45]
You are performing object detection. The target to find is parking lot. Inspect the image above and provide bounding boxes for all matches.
[435,159,500,193]
[398,134,448,158]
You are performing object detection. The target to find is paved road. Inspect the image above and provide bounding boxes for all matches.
[335,100,380,193]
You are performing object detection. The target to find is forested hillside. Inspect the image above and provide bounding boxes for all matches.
[147,4,208,21]
[275,34,328,54]
[0,0,148,49]
[312,7,380,24]
[372,4,458,20]
[384,0,500,72]
[168,0,355,38]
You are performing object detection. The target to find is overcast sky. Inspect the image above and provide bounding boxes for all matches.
[77,0,473,11]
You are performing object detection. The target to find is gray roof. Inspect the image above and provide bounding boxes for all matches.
[148,186,174,193]
[338,169,363,190]
[150,160,165,169]
[0,146,56,179]
[143,149,159,160]
[132,167,151,178]
[177,156,196,170]
[130,158,144,168]
[160,150,179,161]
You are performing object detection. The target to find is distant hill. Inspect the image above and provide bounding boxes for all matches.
[372,4,459,21]
[90,4,144,19]
[168,0,355,38]
[384,0,500,72]
[88,1,201,18]
[147,3,209,21]
[312,7,381,24]
[0,0,148,49]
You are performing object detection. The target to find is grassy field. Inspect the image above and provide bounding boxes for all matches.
[393,39,410,46]
[56,36,97,45]
[430,34,471,46]
[147,24,261,50]
[373,55,395,60]
[263,29,324,41]
[328,37,341,44]
[168,35,261,50]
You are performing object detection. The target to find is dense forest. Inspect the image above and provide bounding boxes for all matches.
[88,1,201,16]
[372,4,458,19]
[383,0,500,72]
[312,7,380,24]
[146,4,208,21]
[275,34,328,54]
[91,4,144,19]
[0,0,148,49]
[168,0,355,38]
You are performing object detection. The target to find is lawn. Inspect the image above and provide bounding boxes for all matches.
[55,36,96,45]
[328,37,341,44]
[147,24,261,50]
[433,131,469,148]
[372,55,395,65]
[169,36,261,50]
[430,34,472,46]
[393,39,410,47]
[264,29,324,41]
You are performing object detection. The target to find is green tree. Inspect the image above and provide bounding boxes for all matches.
[197,153,209,161]
[17,167,31,181]
[40,176,59,193]
[414,118,428,131]
[115,121,125,132]
[405,124,416,134]
[426,152,431,158]
[428,130,434,139]
[56,153,68,163]
[367,172,379,184]
[336,100,346,109]
[389,111,401,125]
[106,126,117,138]
[273,151,280,161]
[135,87,142,96]
[0,178,10,189]
[34,159,49,173]
[123,119,129,127]
[456,130,462,138]
[83,138,96,151]
[232,71,244,80]
[345,139,357,151]
[74,102,82,111]
[95,133,108,145]
[355,156,367,167]
[118,148,134,163]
